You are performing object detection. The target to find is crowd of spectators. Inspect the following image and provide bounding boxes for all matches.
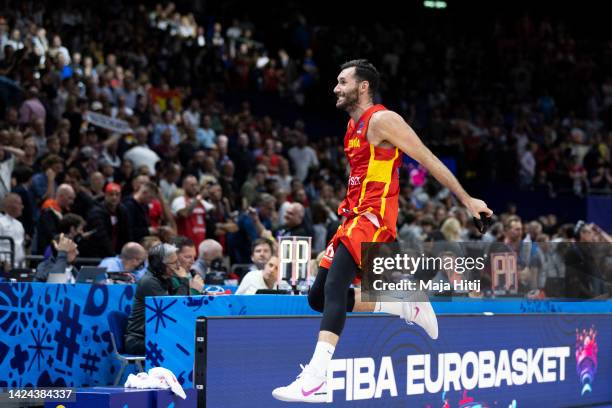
[0,2,610,300]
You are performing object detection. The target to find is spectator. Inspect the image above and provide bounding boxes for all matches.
[191,239,226,284]
[249,237,275,273]
[11,165,35,242]
[81,183,130,258]
[123,181,156,244]
[98,242,147,282]
[205,182,238,249]
[33,234,78,283]
[230,193,276,264]
[171,236,203,294]
[171,175,210,250]
[31,154,63,205]
[34,184,75,254]
[0,193,25,267]
[235,255,280,295]
[124,243,190,354]
[0,144,23,199]
[196,115,216,149]
[288,133,318,182]
[19,86,46,126]
[274,202,313,239]
[123,127,160,175]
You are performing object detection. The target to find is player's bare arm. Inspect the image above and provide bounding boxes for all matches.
[368,110,493,219]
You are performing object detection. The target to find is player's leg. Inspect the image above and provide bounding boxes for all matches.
[342,219,439,340]
[272,243,357,403]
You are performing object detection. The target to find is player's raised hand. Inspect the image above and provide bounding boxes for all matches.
[463,197,493,219]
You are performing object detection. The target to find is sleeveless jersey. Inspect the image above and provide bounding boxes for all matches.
[338,104,403,236]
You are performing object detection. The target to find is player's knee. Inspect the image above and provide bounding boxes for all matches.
[307,289,324,312]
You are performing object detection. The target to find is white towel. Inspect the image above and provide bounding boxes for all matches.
[124,367,187,399]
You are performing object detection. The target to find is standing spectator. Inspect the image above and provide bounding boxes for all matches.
[123,181,156,244]
[81,183,130,258]
[11,165,35,243]
[519,142,537,188]
[0,193,25,267]
[288,133,318,182]
[18,86,46,126]
[196,115,216,148]
[34,184,75,254]
[31,154,63,205]
[152,110,180,146]
[171,175,209,250]
[205,182,238,249]
[0,144,23,199]
[123,127,160,175]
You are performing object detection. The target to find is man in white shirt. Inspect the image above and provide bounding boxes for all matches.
[0,193,25,267]
[123,127,160,175]
[235,256,279,295]
[288,133,319,182]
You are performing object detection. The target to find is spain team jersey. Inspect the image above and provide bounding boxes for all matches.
[320,104,403,269]
[338,104,403,236]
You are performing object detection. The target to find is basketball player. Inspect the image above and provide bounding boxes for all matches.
[272,60,493,402]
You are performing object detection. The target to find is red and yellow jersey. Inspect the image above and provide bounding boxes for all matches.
[338,104,403,236]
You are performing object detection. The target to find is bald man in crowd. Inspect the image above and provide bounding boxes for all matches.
[274,202,313,239]
[35,183,75,254]
[98,242,148,282]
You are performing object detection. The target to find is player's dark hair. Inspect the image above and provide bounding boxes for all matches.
[340,59,380,98]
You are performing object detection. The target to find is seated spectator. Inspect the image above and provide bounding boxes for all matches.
[250,238,274,273]
[34,183,75,254]
[191,239,227,284]
[33,234,78,282]
[0,193,25,267]
[80,183,130,258]
[274,202,313,239]
[235,256,280,295]
[41,213,86,259]
[171,235,203,294]
[124,243,190,354]
[98,242,147,282]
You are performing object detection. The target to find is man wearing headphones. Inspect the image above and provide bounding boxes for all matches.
[124,243,190,355]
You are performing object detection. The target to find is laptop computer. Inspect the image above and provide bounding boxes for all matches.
[6,268,34,282]
[76,266,108,283]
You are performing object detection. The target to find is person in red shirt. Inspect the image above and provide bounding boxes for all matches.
[171,175,209,251]
[273,59,493,403]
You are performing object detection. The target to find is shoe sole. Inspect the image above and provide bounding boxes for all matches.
[272,390,327,403]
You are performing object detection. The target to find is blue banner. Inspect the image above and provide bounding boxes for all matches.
[0,282,135,387]
[204,314,612,407]
[145,294,612,389]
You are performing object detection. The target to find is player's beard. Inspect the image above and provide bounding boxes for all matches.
[336,86,359,111]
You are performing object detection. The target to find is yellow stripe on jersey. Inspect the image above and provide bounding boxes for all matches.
[372,226,387,242]
[379,148,399,217]
[355,144,399,214]
[346,215,362,237]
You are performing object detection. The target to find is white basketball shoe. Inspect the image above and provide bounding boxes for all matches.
[272,364,328,403]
